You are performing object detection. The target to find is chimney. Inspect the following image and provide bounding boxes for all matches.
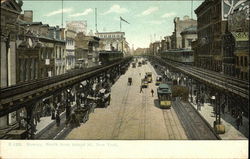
[23,10,33,22]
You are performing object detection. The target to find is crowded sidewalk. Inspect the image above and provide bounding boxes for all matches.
[35,101,76,138]
[189,95,248,140]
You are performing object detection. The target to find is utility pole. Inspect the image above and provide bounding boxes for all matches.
[120,18,122,32]
[61,0,63,28]
[95,8,98,33]
[191,0,193,19]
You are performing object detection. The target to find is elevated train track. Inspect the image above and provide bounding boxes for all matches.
[150,56,249,99]
[0,57,132,117]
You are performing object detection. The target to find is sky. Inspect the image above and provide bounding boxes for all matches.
[22,0,203,49]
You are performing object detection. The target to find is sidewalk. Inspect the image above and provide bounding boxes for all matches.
[189,95,248,140]
[35,102,76,138]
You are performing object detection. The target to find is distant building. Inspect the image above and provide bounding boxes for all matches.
[75,32,100,68]
[66,21,87,34]
[180,26,197,49]
[152,41,161,56]
[1,0,22,87]
[95,31,130,54]
[18,21,66,79]
[63,28,76,71]
[164,36,172,50]
[172,16,197,49]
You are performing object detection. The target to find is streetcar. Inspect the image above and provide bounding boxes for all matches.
[157,83,172,108]
[146,72,152,83]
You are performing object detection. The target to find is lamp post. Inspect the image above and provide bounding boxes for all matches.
[190,78,193,103]
[66,88,71,120]
[211,95,217,127]
[212,93,225,134]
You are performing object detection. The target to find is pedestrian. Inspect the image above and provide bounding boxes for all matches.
[140,85,143,93]
[56,111,60,127]
[236,115,240,130]
[51,109,55,120]
[151,89,154,97]
[139,73,141,76]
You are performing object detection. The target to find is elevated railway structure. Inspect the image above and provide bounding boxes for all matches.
[173,100,220,140]
[149,55,249,117]
[0,57,131,139]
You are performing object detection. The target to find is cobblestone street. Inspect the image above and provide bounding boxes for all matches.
[66,61,188,139]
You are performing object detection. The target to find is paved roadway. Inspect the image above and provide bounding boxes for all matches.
[65,58,187,140]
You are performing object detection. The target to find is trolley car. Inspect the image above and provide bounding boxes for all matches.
[157,83,172,108]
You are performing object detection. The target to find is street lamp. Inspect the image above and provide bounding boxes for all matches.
[212,94,225,134]
[66,88,71,120]
[190,79,193,103]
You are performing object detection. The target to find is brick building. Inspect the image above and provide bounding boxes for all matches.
[195,0,228,72]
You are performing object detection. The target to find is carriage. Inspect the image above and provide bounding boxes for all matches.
[128,77,132,85]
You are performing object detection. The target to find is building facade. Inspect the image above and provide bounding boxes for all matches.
[172,16,197,49]
[227,0,249,80]
[75,32,100,68]
[180,26,197,49]
[18,20,66,78]
[195,0,228,72]
[48,26,66,75]
[66,21,87,34]
[95,32,130,54]
[64,28,76,71]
